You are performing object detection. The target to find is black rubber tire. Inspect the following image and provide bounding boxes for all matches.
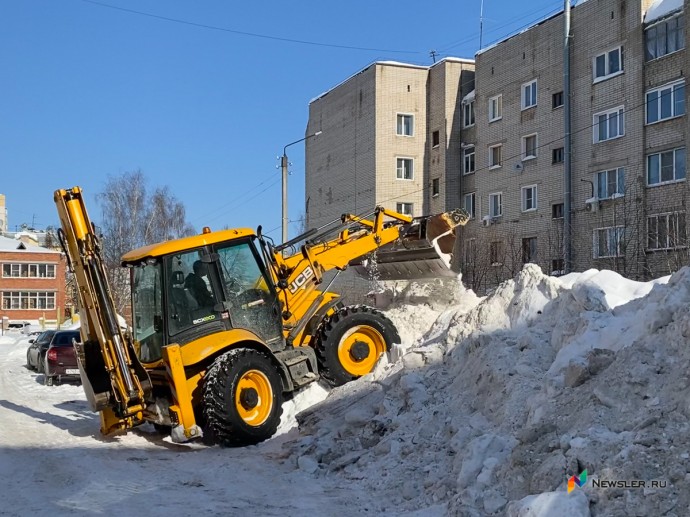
[202,348,283,447]
[37,355,45,374]
[313,305,401,387]
[26,352,34,370]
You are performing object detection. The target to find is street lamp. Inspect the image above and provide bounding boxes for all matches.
[281,130,322,243]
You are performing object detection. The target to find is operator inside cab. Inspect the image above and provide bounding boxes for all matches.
[185,260,215,308]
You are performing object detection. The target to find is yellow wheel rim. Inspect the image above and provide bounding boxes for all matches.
[337,325,386,377]
[235,369,273,426]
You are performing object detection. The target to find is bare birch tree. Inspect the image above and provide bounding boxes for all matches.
[97,170,196,312]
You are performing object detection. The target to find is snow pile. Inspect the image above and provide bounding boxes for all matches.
[288,263,689,516]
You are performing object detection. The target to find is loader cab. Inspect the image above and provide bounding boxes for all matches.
[129,235,284,364]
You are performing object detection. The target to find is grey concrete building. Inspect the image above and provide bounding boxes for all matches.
[306,0,688,297]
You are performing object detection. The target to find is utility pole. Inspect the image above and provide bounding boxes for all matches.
[281,131,322,243]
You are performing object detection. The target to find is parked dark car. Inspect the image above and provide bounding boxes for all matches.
[26,330,57,373]
[44,330,82,386]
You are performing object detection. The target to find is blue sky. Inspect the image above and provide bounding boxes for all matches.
[1,0,563,241]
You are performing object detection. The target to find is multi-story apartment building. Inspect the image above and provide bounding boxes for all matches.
[0,236,68,325]
[306,58,475,300]
[306,0,687,297]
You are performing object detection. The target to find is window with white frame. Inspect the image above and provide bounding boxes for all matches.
[489,192,502,218]
[593,46,623,81]
[645,13,685,61]
[522,79,537,109]
[593,106,625,143]
[596,167,625,199]
[396,202,413,216]
[647,147,686,185]
[2,263,56,278]
[489,94,502,122]
[463,192,476,219]
[463,100,475,127]
[1,291,56,310]
[521,185,537,212]
[463,146,475,174]
[646,81,685,124]
[522,134,538,160]
[396,114,414,136]
[396,157,414,180]
[594,226,624,258]
[647,212,687,250]
[489,144,502,169]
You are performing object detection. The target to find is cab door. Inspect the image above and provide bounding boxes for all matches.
[214,239,283,346]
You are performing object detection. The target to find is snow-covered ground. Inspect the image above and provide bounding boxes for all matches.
[1,264,688,516]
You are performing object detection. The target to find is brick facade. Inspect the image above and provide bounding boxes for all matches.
[0,245,68,324]
[307,0,690,297]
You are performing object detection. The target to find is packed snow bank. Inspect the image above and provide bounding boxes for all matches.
[290,264,688,516]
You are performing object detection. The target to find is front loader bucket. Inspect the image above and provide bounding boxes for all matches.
[351,208,470,281]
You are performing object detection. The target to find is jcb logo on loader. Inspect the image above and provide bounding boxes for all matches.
[288,266,314,294]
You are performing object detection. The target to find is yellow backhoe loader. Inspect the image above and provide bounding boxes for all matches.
[55,186,468,445]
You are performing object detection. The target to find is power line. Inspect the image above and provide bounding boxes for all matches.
[79,0,423,55]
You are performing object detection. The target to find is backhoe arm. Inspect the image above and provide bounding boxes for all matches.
[55,187,151,436]
[277,206,468,279]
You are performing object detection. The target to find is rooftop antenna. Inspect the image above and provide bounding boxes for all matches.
[430,49,437,63]
[479,0,485,49]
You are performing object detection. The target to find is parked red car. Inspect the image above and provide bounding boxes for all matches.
[44,330,82,386]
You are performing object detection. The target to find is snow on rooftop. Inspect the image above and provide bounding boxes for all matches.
[462,89,475,103]
[644,0,684,23]
[0,234,57,252]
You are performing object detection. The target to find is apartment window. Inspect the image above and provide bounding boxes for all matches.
[551,258,565,275]
[489,144,503,169]
[463,192,476,219]
[489,192,503,218]
[647,147,686,185]
[648,212,687,250]
[522,237,538,263]
[552,147,564,164]
[490,241,504,266]
[463,146,476,174]
[594,226,624,258]
[2,263,56,278]
[463,100,475,127]
[522,80,537,109]
[522,134,538,160]
[489,94,503,122]
[432,131,440,148]
[464,238,476,264]
[521,185,537,212]
[552,91,564,109]
[593,46,623,81]
[396,157,414,180]
[1,291,56,310]
[645,14,685,61]
[396,114,414,136]
[432,178,440,198]
[396,202,413,216]
[593,106,625,143]
[596,167,625,199]
[552,203,564,219]
[646,81,685,124]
